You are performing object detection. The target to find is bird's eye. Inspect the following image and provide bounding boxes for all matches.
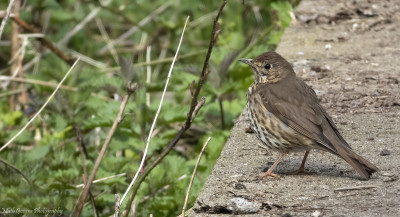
[264,64,271,70]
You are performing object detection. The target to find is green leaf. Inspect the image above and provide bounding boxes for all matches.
[0,111,23,125]
[26,145,50,161]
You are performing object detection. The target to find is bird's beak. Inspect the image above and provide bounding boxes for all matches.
[239,58,254,67]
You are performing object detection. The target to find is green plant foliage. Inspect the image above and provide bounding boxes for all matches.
[0,0,296,216]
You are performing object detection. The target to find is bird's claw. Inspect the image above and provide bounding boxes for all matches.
[258,172,281,178]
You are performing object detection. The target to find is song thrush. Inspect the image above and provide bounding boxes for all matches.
[240,51,378,179]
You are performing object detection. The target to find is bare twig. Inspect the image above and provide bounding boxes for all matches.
[191,96,206,122]
[0,158,31,187]
[74,173,126,188]
[119,16,190,206]
[0,0,15,39]
[96,3,138,26]
[100,49,207,72]
[122,1,227,216]
[64,48,107,68]
[114,194,121,217]
[181,137,212,217]
[73,81,136,216]
[94,13,119,64]
[8,0,21,110]
[10,16,76,65]
[146,45,152,106]
[75,126,98,217]
[58,7,100,46]
[334,185,378,192]
[0,75,112,101]
[98,3,171,55]
[218,96,225,129]
[0,76,77,91]
[183,0,226,130]
[0,89,22,98]
[0,58,80,152]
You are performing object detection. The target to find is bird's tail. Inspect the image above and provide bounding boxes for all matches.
[336,146,379,180]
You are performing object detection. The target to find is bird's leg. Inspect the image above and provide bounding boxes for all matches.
[259,152,287,178]
[287,150,313,175]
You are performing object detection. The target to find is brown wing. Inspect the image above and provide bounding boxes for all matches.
[257,77,349,154]
[257,77,378,179]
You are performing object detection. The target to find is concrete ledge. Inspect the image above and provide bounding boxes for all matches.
[191,0,400,216]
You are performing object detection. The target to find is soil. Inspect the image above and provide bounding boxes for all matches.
[190,0,400,216]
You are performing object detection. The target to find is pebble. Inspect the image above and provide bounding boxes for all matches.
[312,210,321,217]
[380,149,391,156]
[229,197,259,214]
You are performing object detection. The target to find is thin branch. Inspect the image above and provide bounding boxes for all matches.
[75,126,98,217]
[65,48,107,68]
[122,128,185,217]
[0,158,31,187]
[73,81,136,217]
[122,1,227,215]
[218,96,225,129]
[146,45,152,106]
[58,7,100,46]
[181,137,211,216]
[191,96,206,122]
[0,0,15,39]
[119,16,190,206]
[0,75,112,101]
[94,12,119,64]
[0,58,80,152]
[183,0,226,130]
[0,89,22,98]
[0,75,77,91]
[334,185,379,192]
[98,3,172,55]
[100,49,207,72]
[74,173,126,188]
[10,16,76,65]
[96,3,138,26]
[8,0,21,110]
[114,194,121,217]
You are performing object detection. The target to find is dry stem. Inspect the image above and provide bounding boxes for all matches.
[0,58,80,152]
[11,16,76,65]
[181,137,212,216]
[75,126,98,217]
[73,87,135,217]
[119,16,190,206]
[121,1,227,215]
[0,0,15,39]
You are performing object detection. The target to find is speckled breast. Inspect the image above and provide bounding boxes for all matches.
[247,84,315,152]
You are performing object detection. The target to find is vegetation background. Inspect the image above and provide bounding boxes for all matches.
[0,0,297,216]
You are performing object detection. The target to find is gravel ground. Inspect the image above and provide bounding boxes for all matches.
[190,0,400,216]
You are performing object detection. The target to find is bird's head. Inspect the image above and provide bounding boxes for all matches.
[239,51,295,84]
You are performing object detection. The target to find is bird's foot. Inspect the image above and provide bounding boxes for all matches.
[258,171,281,178]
